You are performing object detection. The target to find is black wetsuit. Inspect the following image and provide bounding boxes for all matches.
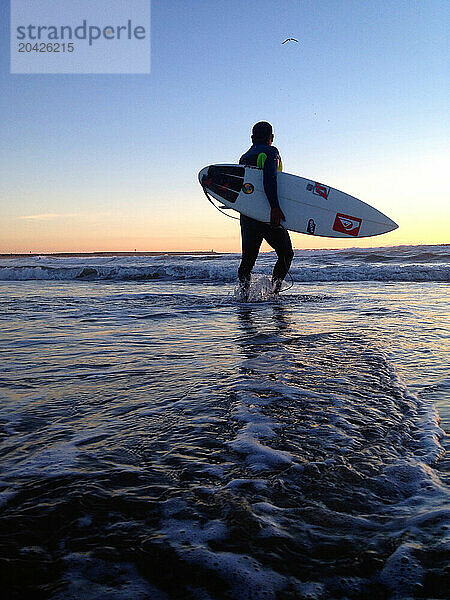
[238,143,294,283]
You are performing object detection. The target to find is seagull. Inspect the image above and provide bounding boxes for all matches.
[282,37,299,44]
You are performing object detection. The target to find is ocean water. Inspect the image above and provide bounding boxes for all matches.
[0,244,449,600]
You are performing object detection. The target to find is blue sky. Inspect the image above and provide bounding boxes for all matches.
[1,0,448,252]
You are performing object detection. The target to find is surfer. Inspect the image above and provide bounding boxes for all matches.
[238,121,294,298]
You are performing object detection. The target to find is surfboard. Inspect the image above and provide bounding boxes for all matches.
[198,164,398,238]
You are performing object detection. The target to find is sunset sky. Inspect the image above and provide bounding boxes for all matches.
[1,0,448,253]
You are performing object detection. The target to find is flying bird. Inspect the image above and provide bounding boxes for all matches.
[282,38,299,44]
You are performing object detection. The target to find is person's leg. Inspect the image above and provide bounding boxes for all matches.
[238,215,264,283]
[263,225,294,284]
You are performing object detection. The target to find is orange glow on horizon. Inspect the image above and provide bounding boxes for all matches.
[1,195,448,254]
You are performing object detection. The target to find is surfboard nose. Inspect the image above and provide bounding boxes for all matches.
[383,215,399,233]
[389,218,399,232]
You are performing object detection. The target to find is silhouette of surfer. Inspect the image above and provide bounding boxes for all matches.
[237,122,294,299]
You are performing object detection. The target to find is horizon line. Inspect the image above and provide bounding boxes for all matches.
[1,242,448,259]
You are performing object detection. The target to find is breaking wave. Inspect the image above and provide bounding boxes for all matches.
[1,245,449,283]
[0,260,449,283]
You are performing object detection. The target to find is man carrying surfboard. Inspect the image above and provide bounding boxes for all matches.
[238,121,294,298]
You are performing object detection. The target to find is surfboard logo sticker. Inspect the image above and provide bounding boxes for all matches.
[315,182,330,199]
[307,219,316,234]
[307,182,330,199]
[333,213,362,236]
[242,183,254,194]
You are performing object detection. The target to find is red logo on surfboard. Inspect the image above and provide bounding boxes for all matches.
[333,213,362,236]
[314,182,330,199]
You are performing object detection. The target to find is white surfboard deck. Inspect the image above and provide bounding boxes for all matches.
[199,164,398,238]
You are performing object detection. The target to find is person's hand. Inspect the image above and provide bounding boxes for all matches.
[270,206,286,227]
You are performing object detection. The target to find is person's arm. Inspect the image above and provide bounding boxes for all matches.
[263,149,285,226]
[239,148,252,165]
